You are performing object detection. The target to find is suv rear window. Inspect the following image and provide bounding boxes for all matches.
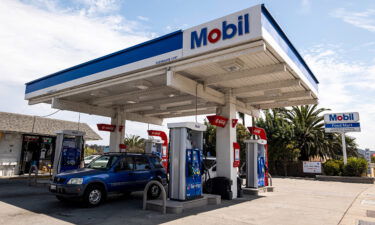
[134,156,151,170]
[149,156,164,169]
[118,156,134,171]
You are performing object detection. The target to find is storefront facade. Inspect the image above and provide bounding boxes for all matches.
[0,112,100,176]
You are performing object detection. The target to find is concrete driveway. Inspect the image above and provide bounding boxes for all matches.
[0,178,372,225]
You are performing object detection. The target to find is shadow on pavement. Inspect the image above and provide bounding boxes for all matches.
[0,179,263,225]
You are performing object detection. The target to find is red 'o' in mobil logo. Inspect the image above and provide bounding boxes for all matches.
[190,13,250,49]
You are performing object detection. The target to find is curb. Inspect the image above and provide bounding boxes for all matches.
[316,175,374,184]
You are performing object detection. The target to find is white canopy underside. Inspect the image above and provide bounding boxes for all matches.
[29,40,318,125]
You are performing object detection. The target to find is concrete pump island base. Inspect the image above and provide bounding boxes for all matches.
[24,4,319,213]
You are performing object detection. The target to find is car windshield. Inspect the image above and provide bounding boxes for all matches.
[87,155,119,170]
[84,155,96,160]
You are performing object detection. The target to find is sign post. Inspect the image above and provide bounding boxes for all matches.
[341,132,347,164]
[324,112,360,165]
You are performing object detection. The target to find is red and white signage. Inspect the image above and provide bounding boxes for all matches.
[232,119,238,128]
[233,142,240,167]
[97,124,116,132]
[206,115,229,128]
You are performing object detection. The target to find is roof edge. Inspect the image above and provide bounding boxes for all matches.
[26,30,183,85]
[261,4,319,84]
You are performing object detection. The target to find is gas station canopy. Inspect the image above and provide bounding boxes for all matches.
[25,4,318,125]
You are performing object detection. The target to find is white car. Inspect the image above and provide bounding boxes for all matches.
[202,157,217,182]
[84,155,101,165]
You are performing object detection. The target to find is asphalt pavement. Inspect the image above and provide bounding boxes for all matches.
[0,178,372,225]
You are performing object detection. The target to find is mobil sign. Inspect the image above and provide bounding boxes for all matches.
[324,112,359,123]
[324,112,360,133]
[182,5,262,56]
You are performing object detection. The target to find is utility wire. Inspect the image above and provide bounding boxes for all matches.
[40,109,61,118]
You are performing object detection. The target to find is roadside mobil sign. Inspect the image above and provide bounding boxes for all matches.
[324,112,360,133]
[324,112,359,124]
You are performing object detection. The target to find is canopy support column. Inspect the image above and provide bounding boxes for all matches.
[216,89,238,199]
[109,109,125,152]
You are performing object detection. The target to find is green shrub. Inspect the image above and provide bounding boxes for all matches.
[323,160,343,176]
[342,157,368,177]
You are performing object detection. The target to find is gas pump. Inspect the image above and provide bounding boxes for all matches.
[144,139,163,157]
[168,122,206,201]
[244,139,267,188]
[53,130,85,176]
[147,130,168,170]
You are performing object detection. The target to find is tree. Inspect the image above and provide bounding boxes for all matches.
[203,120,216,156]
[84,146,98,156]
[256,109,300,175]
[325,133,358,159]
[203,120,251,162]
[124,135,145,152]
[284,105,330,161]
[236,123,251,167]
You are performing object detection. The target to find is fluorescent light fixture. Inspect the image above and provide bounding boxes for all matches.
[134,80,152,90]
[219,58,244,72]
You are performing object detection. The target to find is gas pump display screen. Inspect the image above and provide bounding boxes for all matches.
[62,147,80,166]
[60,138,81,172]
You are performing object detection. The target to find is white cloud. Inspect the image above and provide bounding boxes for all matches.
[0,0,155,145]
[137,16,149,21]
[331,8,375,32]
[303,45,375,149]
[165,23,189,32]
[300,0,312,14]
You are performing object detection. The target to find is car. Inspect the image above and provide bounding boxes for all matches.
[202,156,217,183]
[50,153,167,207]
[83,154,101,166]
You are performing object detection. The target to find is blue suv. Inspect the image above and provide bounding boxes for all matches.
[50,153,167,207]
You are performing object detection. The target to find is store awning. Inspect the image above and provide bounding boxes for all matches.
[25,4,318,125]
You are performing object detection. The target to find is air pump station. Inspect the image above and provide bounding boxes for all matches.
[244,139,267,188]
[144,139,164,158]
[53,130,85,177]
[168,122,206,201]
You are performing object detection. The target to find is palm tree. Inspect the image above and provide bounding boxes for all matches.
[124,135,145,152]
[284,105,331,161]
[256,109,299,175]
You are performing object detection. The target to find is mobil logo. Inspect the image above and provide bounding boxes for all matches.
[190,13,250,49]
[324,112,359,124]
[329,114,354,121]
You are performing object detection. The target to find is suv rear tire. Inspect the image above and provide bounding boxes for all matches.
[83,184,105,207]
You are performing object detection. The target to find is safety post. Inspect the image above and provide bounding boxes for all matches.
[143,180,167,214]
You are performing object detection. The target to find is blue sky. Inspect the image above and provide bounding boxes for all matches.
[1,0,375,149]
